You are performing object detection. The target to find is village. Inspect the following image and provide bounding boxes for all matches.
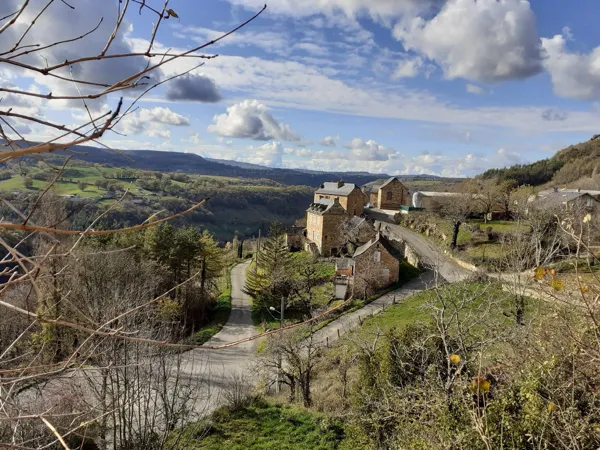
[286,178,600,300]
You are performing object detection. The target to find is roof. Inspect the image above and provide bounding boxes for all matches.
[346,216,366,231]
[414,191,468,198]
[362,177,400,195]
[316,181,358,196]
[307,198,347,215]
[538,188,600,198]
[530,191,599,209]
[353,233,402,260]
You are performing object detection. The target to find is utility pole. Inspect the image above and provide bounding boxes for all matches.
[276,297,285,394]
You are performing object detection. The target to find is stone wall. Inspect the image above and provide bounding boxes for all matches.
[379,224,423,269]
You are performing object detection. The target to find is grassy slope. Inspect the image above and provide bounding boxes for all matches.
[174,400,344,450]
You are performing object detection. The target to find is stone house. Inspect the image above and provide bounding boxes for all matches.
[315,181,368,216]
[362,177,411,210]
[352,233,401,296]
[342,216,377,253]
[306,198,349,257]
[285,226,305,251]
[528,188,600,220]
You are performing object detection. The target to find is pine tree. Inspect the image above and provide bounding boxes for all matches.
[244,221,293,308]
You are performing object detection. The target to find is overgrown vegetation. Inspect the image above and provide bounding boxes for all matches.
[481,136,600,187]
[173,399,345,450]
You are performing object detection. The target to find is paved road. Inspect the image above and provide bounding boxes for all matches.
[366,211,471,283]
[313,271,436,346]
[179,260,257,415]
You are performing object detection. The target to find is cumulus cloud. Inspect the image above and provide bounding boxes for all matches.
[247,141,284,167]
[116,107,188,138]
[320,136,337,147]
[139,107,189,126]
[466,84,486,95]
[346,138,399,161]
[393,0,543,83]
[166,73,222,103]
[542,33,600,100]
[208,100,301,141]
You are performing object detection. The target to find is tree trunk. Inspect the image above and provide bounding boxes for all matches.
[451,221,462,250]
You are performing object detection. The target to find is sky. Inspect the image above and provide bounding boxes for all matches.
[1,0,600,177]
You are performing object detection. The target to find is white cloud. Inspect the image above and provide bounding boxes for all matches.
[346,138,399,161]
[393,56,435,79]
[320,136,337,147]
[188,133,202,145]
[466,84,486,95]
[295,42,328,56]
[208,100,301,141]
[176,25,290,56]
[542,33,600,100]
[116,107,187,138]
[247,141,284,167]
[220,0,442,21]
[393,0,543,83]
[139,107,189,126]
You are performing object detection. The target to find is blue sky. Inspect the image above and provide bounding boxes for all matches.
[2,0,600,177]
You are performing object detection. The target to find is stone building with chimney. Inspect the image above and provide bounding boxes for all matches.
[362,177,411,210]
[306,197,349,257]
[314,181,368,216]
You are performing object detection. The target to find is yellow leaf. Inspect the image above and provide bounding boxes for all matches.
[580,285,590,294]
[167,8,179,18]
[470,377,491,393]
[547,402,556,412]
[534,267,546,280]
[583,213,592,224]
[551,278,564,292]
[449,354,461,365]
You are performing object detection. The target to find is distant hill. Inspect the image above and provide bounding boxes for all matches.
[480,136,600,186]
[2,143,457,188]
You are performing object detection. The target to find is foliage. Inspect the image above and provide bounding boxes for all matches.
[174,399,345,450]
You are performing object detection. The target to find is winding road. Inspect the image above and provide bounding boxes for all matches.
[182,220,471,416]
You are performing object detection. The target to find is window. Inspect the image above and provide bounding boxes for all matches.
[374,251,381,262]
[386,191,393,201]
[312,230,316,241]
[587,197,594,208]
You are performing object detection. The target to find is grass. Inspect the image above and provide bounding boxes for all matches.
[189,270,233,345]
[173,399,345,449]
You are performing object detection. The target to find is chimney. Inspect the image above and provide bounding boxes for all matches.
[578,188,581,193]
[337,180,345,188]
[333,197,340,206]
[553,187,559,193]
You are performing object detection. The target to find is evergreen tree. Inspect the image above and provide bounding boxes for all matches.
[244,221,293,308]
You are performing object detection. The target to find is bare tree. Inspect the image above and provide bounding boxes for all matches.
[0,1,265,447]
[258,326,323,407]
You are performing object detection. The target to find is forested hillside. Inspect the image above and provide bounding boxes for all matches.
[481,136,600,186]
